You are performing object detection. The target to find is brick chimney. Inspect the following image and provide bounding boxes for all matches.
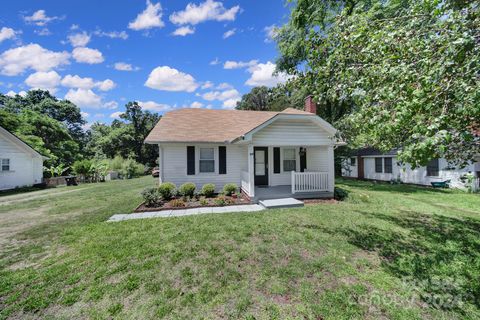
[304,95,317,114]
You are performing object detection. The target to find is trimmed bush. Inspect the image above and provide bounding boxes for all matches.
[223,183,238,196]
[201,183,216,197]
[141,187,162,207]
[158,182,176,200]
[179,182,196,198]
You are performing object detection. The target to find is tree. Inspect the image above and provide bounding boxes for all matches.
[276,0,480,167]
[236,84,309,112]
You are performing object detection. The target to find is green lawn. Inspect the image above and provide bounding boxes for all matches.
[0,177,479,319]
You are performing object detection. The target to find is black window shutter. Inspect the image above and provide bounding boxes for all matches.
[187,146,195,175]
[219,146,227,174]
[273,147,280,174]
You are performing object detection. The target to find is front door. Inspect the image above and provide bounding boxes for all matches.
[254,147,268,186]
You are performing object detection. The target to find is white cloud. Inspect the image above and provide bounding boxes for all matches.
[65,88,102,108]
[216,82,233,89]
[103,101,118,109]
[223,28,236,39]
[222,98,238,109]
[190,101,204,108]
[70,24,79,30]
[61,74,116,91]
[24,10,63,26]
[202,88,240,102]
[0,44,70,76]
[114,62,138,71]
[68,32,90,47]
[245,61,289,87]
[137,100,174,112]
[170,0,241,25]
[129,0,164,31]
[24,71,61,93]
[201,81,213,89]
[172,26,195,36]
[264,24,278,42]
[0,27,17,43]
[72,47,104,64]
[34,28,51,36]
[81,111,89,118]
[145,66,198,92]
[93,30,128,40]
[110,111,124,119]
[61,74,95,89]
[96,79,116,91]
[5,90,27,97]
[223,59,258,69]
[209,57,220,65]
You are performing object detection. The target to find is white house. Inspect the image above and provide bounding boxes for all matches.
[0,126,45,190]
[342,148,480,189]
[145,97,345,202]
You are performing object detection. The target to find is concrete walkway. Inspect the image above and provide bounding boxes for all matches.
[107,204,265,222]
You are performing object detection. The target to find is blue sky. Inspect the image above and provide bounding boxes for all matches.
[0,0,292,127]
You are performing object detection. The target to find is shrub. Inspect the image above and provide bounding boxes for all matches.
[201,183,216,197]
[214,196,227,206]
[141,187,162,207]
[169,199,185,207]
[158,182,176,200]
[334,187,349,201]
[223,183,238,196]
[121,158,144,179]
[179,182,196,198]
[199,197,208,206]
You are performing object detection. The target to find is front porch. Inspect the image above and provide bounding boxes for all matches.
[253,185,333,202]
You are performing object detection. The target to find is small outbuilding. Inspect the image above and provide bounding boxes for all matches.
[0,125,45,190]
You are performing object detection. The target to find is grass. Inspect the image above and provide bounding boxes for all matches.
[0,177,479,319]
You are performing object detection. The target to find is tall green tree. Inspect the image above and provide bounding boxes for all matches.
[276,0,479,167]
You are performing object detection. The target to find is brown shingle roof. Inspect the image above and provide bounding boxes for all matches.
[145,108,314,143]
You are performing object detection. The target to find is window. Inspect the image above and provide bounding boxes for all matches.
[427,159,439,176]
[384,157,393,173]
[283,148,296,171]
[350,157,356,166]
[199,148,215,173]
[1,159,9,171]
[375,158,383,173]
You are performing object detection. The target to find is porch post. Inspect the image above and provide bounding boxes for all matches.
[158,144,163,184]
[291,171,295,194]
[247,144,255,197]
[327,146,335,192]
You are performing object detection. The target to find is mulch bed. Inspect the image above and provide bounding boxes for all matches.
[134,195,251,212]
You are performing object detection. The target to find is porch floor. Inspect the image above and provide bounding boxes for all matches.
[253,185,333,202]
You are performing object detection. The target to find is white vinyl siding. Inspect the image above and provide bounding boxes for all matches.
[342,155,479,189]
[160,143,247,192]
[251,119,333,146]
[0,131,43,190]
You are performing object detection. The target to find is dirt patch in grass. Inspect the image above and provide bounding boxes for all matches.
[303,198,338,205]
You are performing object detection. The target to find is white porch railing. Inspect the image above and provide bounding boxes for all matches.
[241,170,250,195]
[291,171,329,194]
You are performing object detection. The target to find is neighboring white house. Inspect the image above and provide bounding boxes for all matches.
[342,148,480,189]
[145,97,345,202]
[0,126,45,190]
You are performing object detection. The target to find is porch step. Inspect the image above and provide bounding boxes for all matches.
[259,198,304,209]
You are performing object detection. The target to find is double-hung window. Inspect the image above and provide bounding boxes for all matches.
[375,158,383,173]
[1,159,10,171]
[283,148,296,171]
[199,148,215,173]
[350,157,356,166]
